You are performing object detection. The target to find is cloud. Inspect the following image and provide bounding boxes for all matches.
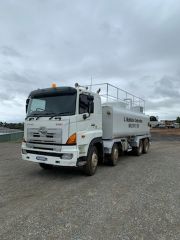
[0,46,21,58]
[154,76,180,98]
[0,0,180,121]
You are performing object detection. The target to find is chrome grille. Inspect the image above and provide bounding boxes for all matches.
[27,128,62,151]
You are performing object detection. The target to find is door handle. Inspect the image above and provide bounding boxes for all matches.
[91,123,95,127]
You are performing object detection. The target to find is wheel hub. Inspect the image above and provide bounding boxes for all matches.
[113,148,118,160]
[91,153,98,169]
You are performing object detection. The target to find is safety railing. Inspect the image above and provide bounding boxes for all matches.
[83,83,145,113]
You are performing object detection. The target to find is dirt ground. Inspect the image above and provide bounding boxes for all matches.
[151,128,180,136]
[151,128,180,141]
[0,132,180,240]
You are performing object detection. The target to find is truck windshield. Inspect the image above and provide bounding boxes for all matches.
[27,93,77,117]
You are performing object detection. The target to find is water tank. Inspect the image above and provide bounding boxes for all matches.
[102,102,150,139]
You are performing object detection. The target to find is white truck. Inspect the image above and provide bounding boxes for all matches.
[22,83,151,175]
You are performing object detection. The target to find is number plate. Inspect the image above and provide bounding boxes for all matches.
[36,156,47,161]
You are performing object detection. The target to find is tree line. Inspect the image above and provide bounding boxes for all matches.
[0,122,24,130]
[177,117,180,127]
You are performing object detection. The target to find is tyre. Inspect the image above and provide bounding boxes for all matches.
[39,163,53,170]
[143,138,149,154]
[83,146,98,176]
[109,143,119,166]
[133,140,143,156]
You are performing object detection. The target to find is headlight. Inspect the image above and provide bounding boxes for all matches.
[61,154,73,160]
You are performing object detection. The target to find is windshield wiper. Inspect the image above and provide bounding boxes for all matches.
[35,112,56,119]
[26,111,73,120]
[25,113,39,120]
[49,116,61,120]
[49,112,73,120]
[26,112,55,120]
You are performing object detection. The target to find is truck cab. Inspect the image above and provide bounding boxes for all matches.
[22,84,103,175]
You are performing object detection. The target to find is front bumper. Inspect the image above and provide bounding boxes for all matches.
[21,143,79,167]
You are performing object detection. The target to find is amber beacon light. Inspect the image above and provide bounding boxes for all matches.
[51,82,57,88]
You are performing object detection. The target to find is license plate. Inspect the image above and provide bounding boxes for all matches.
[36,156,47,161]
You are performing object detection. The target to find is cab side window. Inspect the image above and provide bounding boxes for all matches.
[79,94,94,114]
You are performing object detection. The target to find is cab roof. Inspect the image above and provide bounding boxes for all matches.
[29,87,77,98]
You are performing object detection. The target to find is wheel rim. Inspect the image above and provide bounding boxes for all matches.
[91,152,98,171]
[145,141,149,152]
[139,142,143,153]
[113,148,119,162]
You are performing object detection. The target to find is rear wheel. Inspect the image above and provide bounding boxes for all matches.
[109,143,119,166]
[143,138,149,154]
[39,163,53,169]
[83,146,98,176]
[133,140,143,156]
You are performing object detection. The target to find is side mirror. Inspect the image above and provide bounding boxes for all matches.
[26,99,30,113]
[88,95,94,114]
[87,95,94,101]
[88,101,94,113]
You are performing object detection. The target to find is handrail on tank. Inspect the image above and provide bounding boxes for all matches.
[83,83,145,113]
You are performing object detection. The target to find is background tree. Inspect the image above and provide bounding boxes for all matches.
[176,117,180,128]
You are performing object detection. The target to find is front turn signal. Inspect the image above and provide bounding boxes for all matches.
[66,133,76,145]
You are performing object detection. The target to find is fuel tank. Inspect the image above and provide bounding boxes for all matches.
[102,102,150,139]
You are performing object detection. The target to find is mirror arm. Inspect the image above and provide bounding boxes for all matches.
[83,114,87,120]
[83,113,90,120]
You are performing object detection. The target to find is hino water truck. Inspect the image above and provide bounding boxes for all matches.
[22,83,151,175]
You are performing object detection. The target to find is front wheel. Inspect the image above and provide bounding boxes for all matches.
[39,163,53,170]
[83,146,98,176]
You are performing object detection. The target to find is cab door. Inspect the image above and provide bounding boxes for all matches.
[76,93,97,145]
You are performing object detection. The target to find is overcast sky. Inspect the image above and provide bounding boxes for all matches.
[0,0,180,122]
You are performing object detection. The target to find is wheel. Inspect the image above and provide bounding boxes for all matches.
[133,140,143,156]
[83,146,98,176]
[143,138,149,154]
[39,163,53,169]
[109,143,119,166]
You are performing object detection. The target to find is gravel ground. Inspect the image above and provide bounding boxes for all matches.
[0,135,180,240]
